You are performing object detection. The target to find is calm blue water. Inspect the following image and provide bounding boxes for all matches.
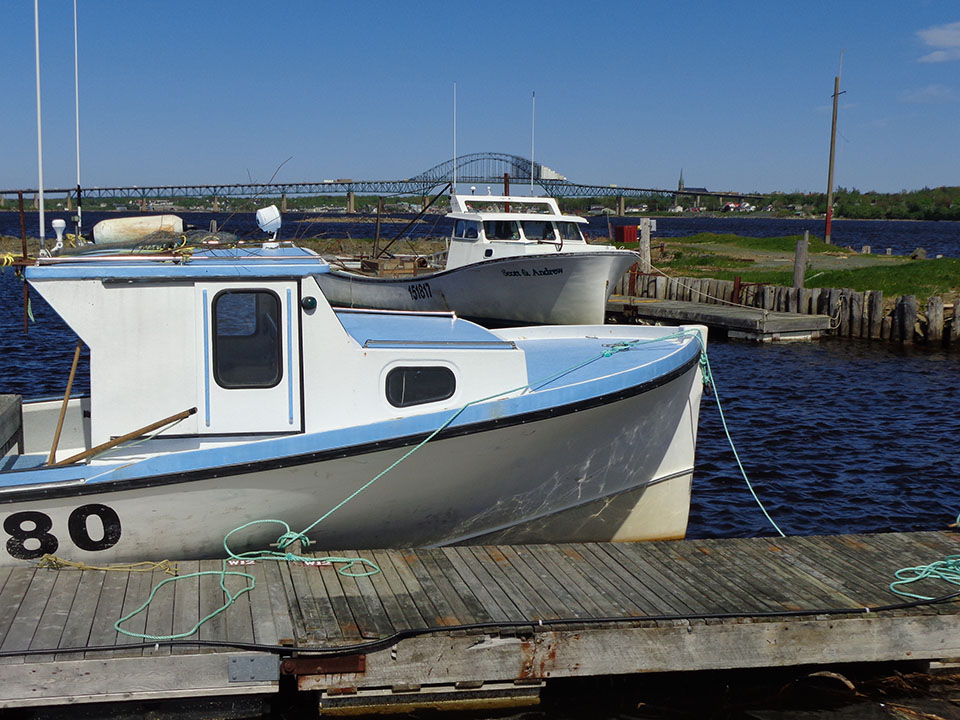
[4,210,960,258]
[2,275,959,540]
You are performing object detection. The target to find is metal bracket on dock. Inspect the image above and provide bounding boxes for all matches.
[280,654,366,676]
[228,655,280,682]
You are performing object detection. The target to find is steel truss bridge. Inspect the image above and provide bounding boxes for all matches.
[2,152,762,202]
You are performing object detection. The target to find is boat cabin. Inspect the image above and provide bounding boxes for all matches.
[445,194,591,269]
[21,245,529,459]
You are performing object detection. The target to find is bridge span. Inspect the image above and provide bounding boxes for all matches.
[1,152,762,211]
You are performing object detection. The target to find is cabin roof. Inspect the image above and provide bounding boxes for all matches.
[24,245,330,282]
[335,309,515,350]
[447,212,588,225]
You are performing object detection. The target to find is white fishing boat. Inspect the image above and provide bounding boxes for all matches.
[0,217,706,567]
[315,194,640,325]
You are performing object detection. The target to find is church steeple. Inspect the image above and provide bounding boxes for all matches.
[678,169,685,192]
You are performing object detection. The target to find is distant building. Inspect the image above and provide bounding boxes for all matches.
[677,169,708,208]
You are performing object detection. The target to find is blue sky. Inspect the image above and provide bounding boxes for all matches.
[2,1,958,194]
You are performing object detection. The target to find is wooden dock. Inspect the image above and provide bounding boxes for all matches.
[607,296,833,341]
[1,531,959,713]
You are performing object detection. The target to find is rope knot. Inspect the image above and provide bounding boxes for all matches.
[276,530,311,550]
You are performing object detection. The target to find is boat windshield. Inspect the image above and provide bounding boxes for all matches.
[520,220,557,242]
[483,221,521,241]
[556,222,584,243]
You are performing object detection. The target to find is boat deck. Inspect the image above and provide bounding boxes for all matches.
[1,531,959,711]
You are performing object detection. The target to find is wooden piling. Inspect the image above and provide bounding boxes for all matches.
[868,291,884,340]
[793,231,808,289]
[849,291,863,338]
[927,297,944,345]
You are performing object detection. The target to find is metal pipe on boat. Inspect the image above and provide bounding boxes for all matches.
[50,407,197,468]
[18,191,29,334]
[47,340,83,465]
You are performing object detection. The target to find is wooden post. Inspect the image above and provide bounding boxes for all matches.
[826,288,840,330]
[638,218,651,273]
[654,275,666,300]
[868,290,884,340]
[898,295,918,344]
[838,289,852,336]
[797,288,812,314]
[859,291,870,338]
[849,290,863,338]
[793,231,809,288]
[950,303,960,346]
[927,296,944,345]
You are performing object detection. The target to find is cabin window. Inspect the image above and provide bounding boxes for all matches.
[556,221,584,242]
[520,220,556,242]
[213,290,282,388]
[454,220,479,239]
[483,220,520,240]
[385,367,456,408]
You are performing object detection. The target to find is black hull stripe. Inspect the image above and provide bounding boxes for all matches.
[2,351,701,504]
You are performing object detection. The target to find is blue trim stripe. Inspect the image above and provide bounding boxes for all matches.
[202,289,211,427]
[286,288,294,425]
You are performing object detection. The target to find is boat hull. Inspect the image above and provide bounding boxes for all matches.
[316,251,638,325]
[0,360,702,566]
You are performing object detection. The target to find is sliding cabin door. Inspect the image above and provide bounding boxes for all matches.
[196,282,303,435]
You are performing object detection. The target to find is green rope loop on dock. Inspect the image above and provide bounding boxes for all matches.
[890,554,960,601]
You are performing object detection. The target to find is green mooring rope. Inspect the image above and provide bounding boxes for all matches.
[115,327,788,640]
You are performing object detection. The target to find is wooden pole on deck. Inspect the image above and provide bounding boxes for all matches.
[793,231,809,288]
[47,340,83,465]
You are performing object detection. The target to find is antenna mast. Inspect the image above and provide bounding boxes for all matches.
[34,0,46,252]
[452,82,457,191]
[73,0,83,240]
[530,91,535,195]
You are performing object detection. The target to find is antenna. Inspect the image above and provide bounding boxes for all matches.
[73,0,83,242]
[530,91,535,195]
[34,0,46,253]
[452,82,457,192]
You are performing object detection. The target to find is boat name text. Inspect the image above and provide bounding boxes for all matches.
[501,267,564,278]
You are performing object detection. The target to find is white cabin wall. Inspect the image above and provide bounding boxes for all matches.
[300,277,529,433]
[30,279,199,446]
